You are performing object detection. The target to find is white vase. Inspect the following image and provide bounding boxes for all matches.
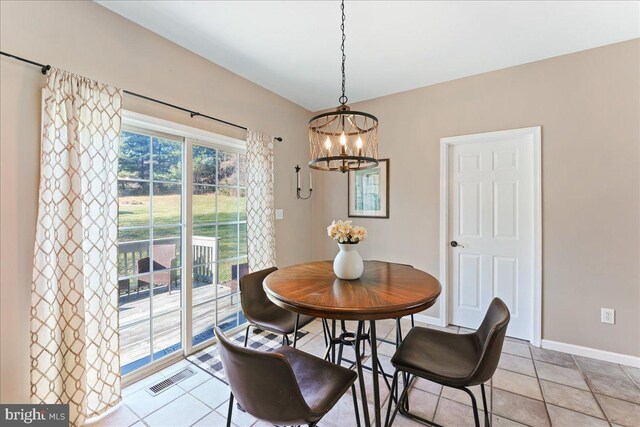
[333,243,364,280]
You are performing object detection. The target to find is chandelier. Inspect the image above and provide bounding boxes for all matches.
[308,0,379,173]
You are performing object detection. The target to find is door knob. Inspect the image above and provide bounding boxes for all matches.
[450,241,464,248]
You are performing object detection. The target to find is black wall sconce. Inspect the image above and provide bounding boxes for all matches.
[295,165,312,200]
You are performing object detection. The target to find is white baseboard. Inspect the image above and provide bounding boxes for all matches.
[541,339,640,368]
[407,317,639,369]
[413,313,447,328]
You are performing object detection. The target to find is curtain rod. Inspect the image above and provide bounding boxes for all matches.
[0,50,283,142]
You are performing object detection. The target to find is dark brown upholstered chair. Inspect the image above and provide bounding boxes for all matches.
[240,267,314,347]
[385,298,510,427]
[215,327,360,427]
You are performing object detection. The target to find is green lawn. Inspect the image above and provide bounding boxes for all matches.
[118,193,247,280]
[118,192,246,228]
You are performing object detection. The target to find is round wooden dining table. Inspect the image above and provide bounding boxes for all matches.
[263,260,442,427]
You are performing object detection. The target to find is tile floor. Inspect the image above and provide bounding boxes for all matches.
[85,319,640,427]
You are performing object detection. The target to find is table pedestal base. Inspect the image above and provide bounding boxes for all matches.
[322,319,398,427]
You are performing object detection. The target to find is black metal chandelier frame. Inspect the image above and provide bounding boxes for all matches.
[308,0,379,173]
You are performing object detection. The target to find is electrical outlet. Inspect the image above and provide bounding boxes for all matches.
[275,209,284,220]
[601,308,615,325]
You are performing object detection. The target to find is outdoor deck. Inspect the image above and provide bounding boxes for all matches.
[119,278,241,372]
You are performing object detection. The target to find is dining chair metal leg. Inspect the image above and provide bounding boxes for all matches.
[322,343,332,361]
[322,320,334,361]
[395,318,408,410]
[369,320,382,427]
[337,334,345,366]
[226,392,234,427]
[384,371,399,427]
[331,320,337,363]
[361,332,392,391]
[336,320,351,366]
[322,318,329,347]
[395,318,403,346]
[481,383,490,427]
[462,386,481,427]
[376,353,393,391]
[399,376,412,413]
[392,371,444,427]
[293,314,300,348]
[355,321,371,427]
[243,325,251,347]
[351,383,361,427]
[321,319,339,362]
[410,314,415,328]
[385,371,410,427]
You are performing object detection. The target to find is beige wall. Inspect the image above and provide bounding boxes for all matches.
[311,40,640,357]
[0,1,312,402]
[1,0,638,406]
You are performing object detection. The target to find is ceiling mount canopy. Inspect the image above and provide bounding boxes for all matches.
[308,0,379,173]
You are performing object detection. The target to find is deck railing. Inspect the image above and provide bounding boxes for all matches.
[192,236,217,279]
[118,236,217,295]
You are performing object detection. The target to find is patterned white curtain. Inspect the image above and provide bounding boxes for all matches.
[246,130,277,271]
[31,68,122,426]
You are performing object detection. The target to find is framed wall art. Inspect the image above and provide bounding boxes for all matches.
[347,159,389,218]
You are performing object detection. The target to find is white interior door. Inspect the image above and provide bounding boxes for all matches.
[448,131,535,340]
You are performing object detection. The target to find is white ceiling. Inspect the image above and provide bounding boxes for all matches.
[97,1,640,111]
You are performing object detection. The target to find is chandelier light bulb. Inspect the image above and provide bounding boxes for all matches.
[324,136,332,159]
[340,132,347,146]
[356,137,363,149]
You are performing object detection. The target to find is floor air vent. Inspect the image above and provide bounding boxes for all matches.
[147,367,196,396]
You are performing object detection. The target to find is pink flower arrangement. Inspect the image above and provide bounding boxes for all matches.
[327,220,368,244]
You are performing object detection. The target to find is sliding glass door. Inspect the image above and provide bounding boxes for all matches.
[117,124,247,375]
[117,128,184,375]
[191,143,248,348]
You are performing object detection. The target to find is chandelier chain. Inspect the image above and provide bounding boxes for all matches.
[308,0,378,173]
[339,0,348,105]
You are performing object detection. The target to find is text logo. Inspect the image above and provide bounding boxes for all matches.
[1,405,69,427]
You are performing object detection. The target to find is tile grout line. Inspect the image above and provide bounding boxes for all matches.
[490,377,538,426]
[212,396,241,426]
[124,388,187,424]
[529,344,553,427]
[121,403,142,425]
[528,356,640,406]
[490,381,553,404]
[552,381,640,408]
[570,354,612,426]
[621,365,640,391]
[545,402,612,425]
[498,364,538,379]
[430,386,443,423]
[187,383,229,413]
[187,409,214,427]
[512,358,616,398]
[498,351,640,404]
